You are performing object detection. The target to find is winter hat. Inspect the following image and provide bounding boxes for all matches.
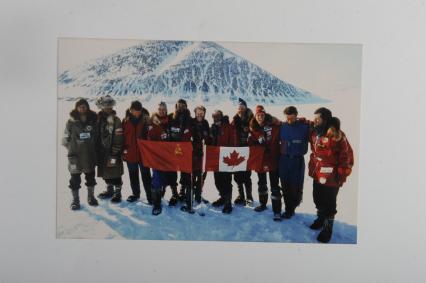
[238,98,247,108]
[75,98,90,110]
[96,95,116,109]
[255,105,266,115]
[130,100,143,111]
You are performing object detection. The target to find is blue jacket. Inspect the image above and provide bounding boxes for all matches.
[279,120,309,157]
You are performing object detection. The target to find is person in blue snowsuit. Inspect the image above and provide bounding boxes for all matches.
[273,106,310,220]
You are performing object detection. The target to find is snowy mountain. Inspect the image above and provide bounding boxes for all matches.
[58,40,328,105]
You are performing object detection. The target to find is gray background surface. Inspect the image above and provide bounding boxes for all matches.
[1,0,425,282]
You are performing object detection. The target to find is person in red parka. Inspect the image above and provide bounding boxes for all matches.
[308,108,354,243]
[210,110,237,214]
[122,101,152,204]
[248,105,281,212]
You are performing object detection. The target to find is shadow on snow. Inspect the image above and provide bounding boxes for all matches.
[81,200,357,244]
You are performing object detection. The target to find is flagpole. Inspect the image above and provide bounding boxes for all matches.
[197,142,207,216]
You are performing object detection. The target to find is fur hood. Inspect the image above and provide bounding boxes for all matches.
[169,108,191,120]
[123,108,150,124]
[232,108,254,125]
[150,113,162,126]
[249,113,279,131]
[97,109,117,117]
[69,109,97,123]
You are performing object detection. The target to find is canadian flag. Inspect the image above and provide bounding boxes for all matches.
[203,146,264,172]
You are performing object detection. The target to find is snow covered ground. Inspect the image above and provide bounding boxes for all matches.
[56,97,358,244]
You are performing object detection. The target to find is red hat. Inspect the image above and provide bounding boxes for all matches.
[255,105,265,115]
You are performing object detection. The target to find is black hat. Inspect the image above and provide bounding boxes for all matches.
[130,100,143,111]
[238,98,247,107]
[75,98,90,110]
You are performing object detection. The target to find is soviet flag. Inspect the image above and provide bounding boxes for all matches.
[138,140,193,173]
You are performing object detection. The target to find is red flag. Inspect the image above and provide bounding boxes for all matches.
[204,146,264,172]
[138,140,192,173]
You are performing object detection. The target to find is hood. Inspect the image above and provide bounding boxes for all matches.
[69,109,97,123]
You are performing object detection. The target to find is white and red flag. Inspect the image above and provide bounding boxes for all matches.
[203,146,264,172]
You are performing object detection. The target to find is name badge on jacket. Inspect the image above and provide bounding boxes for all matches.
[80,132,91,139]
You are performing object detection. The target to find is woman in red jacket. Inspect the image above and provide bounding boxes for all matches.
[248,105,281,212]
[122,101,152,204]
[308,108,354,243]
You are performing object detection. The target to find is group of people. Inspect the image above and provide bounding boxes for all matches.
[62,95,353,243]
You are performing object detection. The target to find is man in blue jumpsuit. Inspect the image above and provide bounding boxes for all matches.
[274,106,310,221]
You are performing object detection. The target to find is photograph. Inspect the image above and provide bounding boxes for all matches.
[57,38,361,244]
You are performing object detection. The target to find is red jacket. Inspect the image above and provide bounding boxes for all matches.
[122,110,149,163]
[147,114,168,141]
[210,120,236,147]
[248,117,281,172]
[308,130,354,187]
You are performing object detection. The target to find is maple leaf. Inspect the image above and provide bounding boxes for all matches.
[223,150,246,168]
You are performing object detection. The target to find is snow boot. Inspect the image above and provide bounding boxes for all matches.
[222,194,233,214]
[70,189,80,210]
[254,193,268,212]
[201,197,209,204]
[234,184,246,206]
[126,194,140,203]
[282,210,295,219]
[181,186,195,214]
[168,186,179,206]
[310,214,325,230]
[245,183,254,204]
[194,194,201,204]
[212,197,225,207]
[271,193,282,214]
[317,217,334,243]
[151,190,162,216]
[87,186,98,206]
[98,185,114,199]
[111,186,122,203]
[180,205,195,214]
[273,213,282,222]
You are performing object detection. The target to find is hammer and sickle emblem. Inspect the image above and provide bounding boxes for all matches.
[175,144,183,156]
